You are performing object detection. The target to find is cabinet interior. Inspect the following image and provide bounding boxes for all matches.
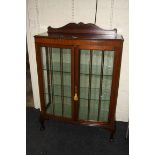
[40,46,114,122]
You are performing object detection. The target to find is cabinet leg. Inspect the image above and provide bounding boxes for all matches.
[39,114,45,131]
[125,122,129,140]
[109,130,115,141]
[109,122,116,142]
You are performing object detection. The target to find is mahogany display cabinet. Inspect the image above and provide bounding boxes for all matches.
[34,23,124,140]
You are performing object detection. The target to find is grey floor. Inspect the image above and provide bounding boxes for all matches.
[26,107,129,155]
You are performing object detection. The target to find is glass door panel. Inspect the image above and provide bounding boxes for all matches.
[40,47,72,118]
[78,50,114,122]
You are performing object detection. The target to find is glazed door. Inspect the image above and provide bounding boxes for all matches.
[77,47,115,122]
[39,46,74,119]
[38,45,115,122]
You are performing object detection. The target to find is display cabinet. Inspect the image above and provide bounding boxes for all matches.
[34,23,124,140]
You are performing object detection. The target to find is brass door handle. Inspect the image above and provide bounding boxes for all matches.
[74,93,78,101]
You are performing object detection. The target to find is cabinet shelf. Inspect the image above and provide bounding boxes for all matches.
[79,97,110,102]
[44,84,71,87]
[80,73,112,76]
[43,93,110,102]
[43,93,71,99]
[42,70,112,76]
[42,68,71,74]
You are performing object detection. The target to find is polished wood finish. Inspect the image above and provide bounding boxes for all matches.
[74,46,79,121]
[34,23,124,139]
[97,51,104,121]
[47,22,117,36]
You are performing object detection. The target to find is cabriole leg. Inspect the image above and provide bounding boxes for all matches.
[109,129,115,141]
[39,114,45,131]
[109,122,116,141]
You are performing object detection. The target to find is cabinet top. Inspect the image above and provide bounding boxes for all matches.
[35,23,123,41]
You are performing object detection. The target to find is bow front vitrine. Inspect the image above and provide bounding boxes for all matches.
[34,23,124,140]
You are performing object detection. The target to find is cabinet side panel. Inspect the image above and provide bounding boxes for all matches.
[108,43,123,124]
[35,43,46,112]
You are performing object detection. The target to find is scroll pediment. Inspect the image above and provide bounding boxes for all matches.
[47,22,117,36]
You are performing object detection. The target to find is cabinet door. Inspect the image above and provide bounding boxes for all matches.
[78,48,115,122]
[39,46,73,119]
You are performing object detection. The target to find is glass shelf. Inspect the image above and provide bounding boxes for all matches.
[79,97,110,101]
[43,93,71,99]
[42,68,71,74]
[80,73,112,76]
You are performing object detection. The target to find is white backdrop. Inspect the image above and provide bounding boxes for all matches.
[26,0,129,122]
